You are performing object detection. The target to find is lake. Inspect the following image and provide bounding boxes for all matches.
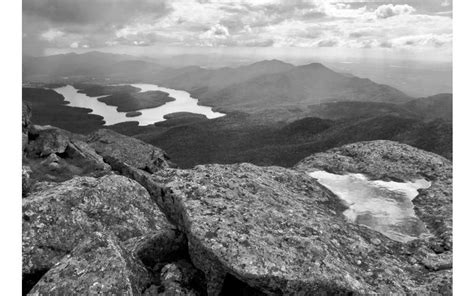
[54,83,226,126]
[309,170,431,242]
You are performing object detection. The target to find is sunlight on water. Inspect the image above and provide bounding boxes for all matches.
[308,170,431,242]
[54,84,225,126]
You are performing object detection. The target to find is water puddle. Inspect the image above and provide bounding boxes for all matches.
[309,170,431,242]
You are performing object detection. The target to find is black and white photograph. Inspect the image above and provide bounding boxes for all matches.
[2,0,470,294]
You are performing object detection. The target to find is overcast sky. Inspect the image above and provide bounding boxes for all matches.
[23,0,452,62]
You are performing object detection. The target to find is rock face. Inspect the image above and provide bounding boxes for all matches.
[26,125,72,157]
[21,105,453,295]
[22,103,32,151]
[147,158,452,295]
[22,174,174,290]
[124,229,188,269]
[22,166,33,197]
[87,129,174,173]
[24,125,111,184]
[28,232,151,295]
[296,140,452,292]
[295,140,453,253]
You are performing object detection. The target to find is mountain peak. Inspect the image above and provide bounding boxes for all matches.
[299,62,328,69]
[248,59,294,68]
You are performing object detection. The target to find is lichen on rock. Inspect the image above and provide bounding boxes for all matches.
[148,157,452,295]
[87,129,174,173]
[295,140,453,253]
[24,125,111,183]
[21,105,453,295]
[28,231,151,295]
[22,174,174,292]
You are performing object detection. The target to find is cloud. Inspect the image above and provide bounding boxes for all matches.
[385,33,452,48]
[374,4,416,19]
[318,39,339,47]
[23,0,172,55]
[23,0,452,57]
[23,0,172,25]
[441,0,451,7]
[40,28,64,41]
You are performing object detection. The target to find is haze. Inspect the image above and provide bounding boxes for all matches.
[23,0,452,96]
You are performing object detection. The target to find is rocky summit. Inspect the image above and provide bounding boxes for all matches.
[22,103,452,295]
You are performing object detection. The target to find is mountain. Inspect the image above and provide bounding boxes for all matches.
[123,109,451,168]
[159,59,295,93]
[403,93,452,121]
[104,60,165,78]
[23,52,412,114]
[197,62,412,113]
[22,52,451,168]
[22,51,136,81]
[306,101,417,120]
[306,93,453,123]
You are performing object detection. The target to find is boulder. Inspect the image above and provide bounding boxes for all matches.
[25,125,110,182]
[26,125,71,157]
[22,174,174,292]
[22,103,32,151]
[143,259,206,296]
[157,261,203,295]
[87,129,173,173]
[149,161,451,295]
[22,103,32,131]
[295,140,453,252]
[28,232,150,295]
[22,166,33,197]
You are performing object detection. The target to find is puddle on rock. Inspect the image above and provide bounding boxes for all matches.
[309,170,431,242]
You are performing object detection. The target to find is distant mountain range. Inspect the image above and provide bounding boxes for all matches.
[22,51,452,167]
[24,51,414,113]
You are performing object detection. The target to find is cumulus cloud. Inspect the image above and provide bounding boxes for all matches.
[23,0,452,56]
[40,28,64,41]
[318,39,339,47]
[374,4,416,19]
[23,0,172,55]
[23,0,172,25]
[385,33,452,48]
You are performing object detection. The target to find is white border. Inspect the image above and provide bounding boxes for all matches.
[453,0,474,294]
[0,0,22,294]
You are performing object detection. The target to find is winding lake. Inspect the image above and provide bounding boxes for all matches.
[54,84,225,126]
[309,170,431,242]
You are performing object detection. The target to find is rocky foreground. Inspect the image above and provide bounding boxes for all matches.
[22,103,452,295]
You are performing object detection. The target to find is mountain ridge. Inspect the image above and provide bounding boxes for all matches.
[23,52,412,113]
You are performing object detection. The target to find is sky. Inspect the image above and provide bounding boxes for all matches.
[22,0,452,62]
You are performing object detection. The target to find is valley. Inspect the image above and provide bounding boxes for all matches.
[22,52,452,168]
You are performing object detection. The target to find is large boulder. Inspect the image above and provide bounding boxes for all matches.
[22,174,175,292]
[87,129,173,173]
[28,232,150,295]
[26,125,71,157]
[295,140,453,252]
[147,160,451,295]
[25,125,111,182]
